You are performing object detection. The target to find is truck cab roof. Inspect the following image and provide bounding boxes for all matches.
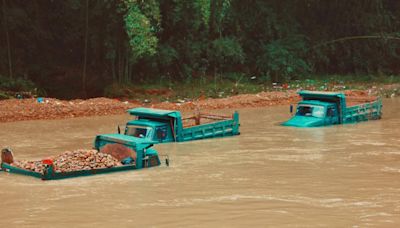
[298,91,344,96]
[127,119,167,127]
[298,90,346,101]
[128,107,181,119]
[94,133,156,149]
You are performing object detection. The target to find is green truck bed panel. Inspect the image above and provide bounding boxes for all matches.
[1,162,137,180]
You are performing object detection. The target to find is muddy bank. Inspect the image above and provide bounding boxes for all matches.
[0,87,396,123]
[0,91,299,122]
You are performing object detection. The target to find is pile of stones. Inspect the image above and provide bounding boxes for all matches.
[11,149,122,174]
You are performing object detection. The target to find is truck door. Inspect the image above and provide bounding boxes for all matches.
[326,107,339,125]
[155,126,168,142]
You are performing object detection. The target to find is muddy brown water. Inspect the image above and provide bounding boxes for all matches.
[0,99,399,227]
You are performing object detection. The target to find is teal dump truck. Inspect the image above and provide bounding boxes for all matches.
[115,107,240,143]
[282,90,382,127]
[94,134,161,169]
[0,136,161,180]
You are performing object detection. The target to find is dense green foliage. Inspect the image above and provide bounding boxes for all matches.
[1,0,400,98]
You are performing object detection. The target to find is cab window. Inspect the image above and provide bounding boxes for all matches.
[155,126,168,140]
[327,107,336,117]
[297,105,325,118]
[125,125,150,138]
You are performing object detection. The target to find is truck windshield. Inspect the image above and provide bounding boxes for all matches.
[296,105,325,118]
[125,125,151,138]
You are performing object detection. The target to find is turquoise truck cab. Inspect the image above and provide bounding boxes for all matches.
[282,91,382,127]
[123,107,240,143]
[94,134,160,169]
[125,120,173,143]
[283,100,339,127]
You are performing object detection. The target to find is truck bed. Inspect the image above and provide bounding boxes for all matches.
[346,95,379,107]
[1,162,136,180]
[182,113,232,128]
[179,111,240,142]
[343,96,382,123]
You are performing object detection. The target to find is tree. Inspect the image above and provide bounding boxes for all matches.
[2,0,12,78]
[82,0,89,97]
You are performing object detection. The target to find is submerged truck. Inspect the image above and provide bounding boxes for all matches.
[115,107,240,143]
[282,90,382,127]
[94,134,161,169]
[1,137,161,180]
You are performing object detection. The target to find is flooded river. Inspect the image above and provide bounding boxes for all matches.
[1,98,399,227]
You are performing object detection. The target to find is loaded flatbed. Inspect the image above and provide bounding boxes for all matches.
[0,136,162,180]
[1,162,136,180]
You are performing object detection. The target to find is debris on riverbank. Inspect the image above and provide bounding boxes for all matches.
[0,84,398,123]
[0,91,299,122]
[0,97,135,122]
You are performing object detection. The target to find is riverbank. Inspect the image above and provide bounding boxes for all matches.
[0,91,298,123]
[0,84,398,123]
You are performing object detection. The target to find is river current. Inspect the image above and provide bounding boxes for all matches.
[0,98,399,227]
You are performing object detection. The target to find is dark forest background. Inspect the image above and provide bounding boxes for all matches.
[1,0,400,99]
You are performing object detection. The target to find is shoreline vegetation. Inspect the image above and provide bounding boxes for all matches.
[1,74,400,100]
[2,1,400,101]
[0,76,398,123]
